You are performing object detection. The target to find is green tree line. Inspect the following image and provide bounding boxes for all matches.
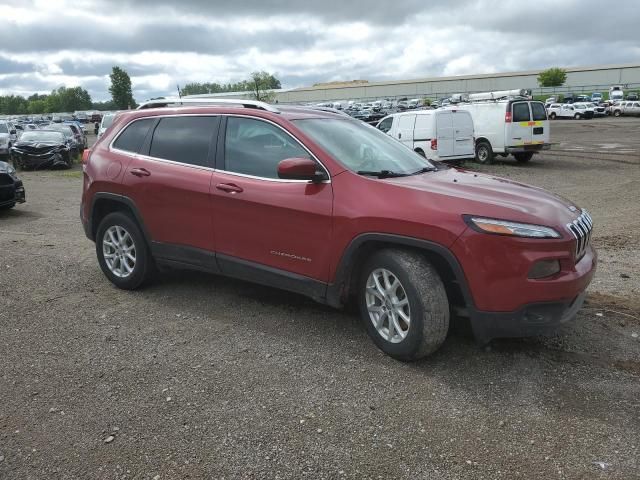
[1,67,281,115]
[180,71,281,99]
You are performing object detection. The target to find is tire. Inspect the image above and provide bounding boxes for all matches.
[95,212,155,290]
[613,110,621,117]
[549,112,556,119]
[358,249,449,361]
[0,203,15,210]
[475,141,494,164]
[514,152,534,163]
[574,114,581,120]
[415,148,426,157]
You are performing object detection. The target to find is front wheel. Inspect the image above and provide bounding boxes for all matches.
[574,114,581,119]
[549,112,557,119]
[96,212,155,290]
[475,141,494,164]
[613,110,621,117]
[359,249,449,361]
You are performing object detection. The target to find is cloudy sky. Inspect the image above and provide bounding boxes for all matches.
[1,0,638,101]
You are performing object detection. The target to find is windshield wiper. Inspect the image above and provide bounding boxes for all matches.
[356,170,409,178]
[409,166,437,175]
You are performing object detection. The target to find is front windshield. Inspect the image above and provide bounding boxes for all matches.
[21,131,65,142]
[575,105,585,110]
[48,126,73,138]
[293,118,434,174]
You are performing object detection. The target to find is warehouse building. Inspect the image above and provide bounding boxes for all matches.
[184,63,640,104]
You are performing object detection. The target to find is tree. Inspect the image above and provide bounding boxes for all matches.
[537,67,567,87]
[109,66,136,109]
[247,71,280,102]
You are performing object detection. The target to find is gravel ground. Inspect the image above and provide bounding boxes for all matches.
[1,117,639,479]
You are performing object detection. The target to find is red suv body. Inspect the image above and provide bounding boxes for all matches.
[81,101,596,360]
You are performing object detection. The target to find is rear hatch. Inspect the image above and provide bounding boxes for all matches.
[507,101,549,148]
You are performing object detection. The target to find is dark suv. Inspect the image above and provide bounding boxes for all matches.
[81,99,596,361]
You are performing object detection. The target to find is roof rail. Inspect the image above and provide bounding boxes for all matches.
[136,97,280,113]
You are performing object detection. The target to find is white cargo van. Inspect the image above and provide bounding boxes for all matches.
[376,109,475,163]
[452,90,551,163]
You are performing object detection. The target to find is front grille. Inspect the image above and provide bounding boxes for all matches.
[567,210,593,260]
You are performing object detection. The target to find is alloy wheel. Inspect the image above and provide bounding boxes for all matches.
[103,225,136,278]
[365,268,411,343]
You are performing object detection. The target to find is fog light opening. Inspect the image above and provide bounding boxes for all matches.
[528,259,561,279]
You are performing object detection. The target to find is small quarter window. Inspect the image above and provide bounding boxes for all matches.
[113,118,155,154]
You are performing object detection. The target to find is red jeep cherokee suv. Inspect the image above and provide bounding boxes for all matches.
[80,99,596,361]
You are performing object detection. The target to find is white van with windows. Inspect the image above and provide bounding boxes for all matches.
[453,90,551,163]
[376,109,475,163]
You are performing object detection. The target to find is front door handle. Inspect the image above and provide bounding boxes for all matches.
[216,183,243,194]
[130,168,151,177]
[398,133,402,139]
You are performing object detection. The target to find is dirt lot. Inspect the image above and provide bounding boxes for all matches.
[1,117,639,479]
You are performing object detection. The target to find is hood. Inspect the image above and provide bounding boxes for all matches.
[384,167,582,230]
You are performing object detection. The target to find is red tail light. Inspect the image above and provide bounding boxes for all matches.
[81,148,91,165]
[505,111,512,123]
[430,139,437,150]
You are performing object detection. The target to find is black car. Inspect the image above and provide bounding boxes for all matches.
[11,130,73,170]
[0,160,26,210]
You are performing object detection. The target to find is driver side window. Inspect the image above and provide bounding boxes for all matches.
[377,117,393,133]
[224,117,310,179]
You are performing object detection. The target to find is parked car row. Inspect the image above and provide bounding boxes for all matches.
[0,118,84,171]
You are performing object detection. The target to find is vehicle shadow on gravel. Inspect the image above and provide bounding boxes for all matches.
[145,268,639,381]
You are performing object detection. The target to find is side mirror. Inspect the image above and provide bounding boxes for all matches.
[10,129,16,135]
[277,157,326,182]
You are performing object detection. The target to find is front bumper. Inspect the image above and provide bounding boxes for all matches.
[505,143,551,154]
[470,291,587,344]
[0,178,25,206]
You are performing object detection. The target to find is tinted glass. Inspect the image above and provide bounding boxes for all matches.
[512,102,531,122]
[149,116,217,166]
[531,102,547,121]
[113,118,155,154]
[224,117,310,178]
[0,123,8,133]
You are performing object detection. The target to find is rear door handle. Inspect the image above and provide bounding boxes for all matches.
[216,183,243,194]
[130,168,151,177]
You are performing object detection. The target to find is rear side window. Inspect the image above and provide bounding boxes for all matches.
[224,117,310,179]
[512,103,531,122]
[113,118,155,154]
[531,102,547,121]
[149,116,218,167]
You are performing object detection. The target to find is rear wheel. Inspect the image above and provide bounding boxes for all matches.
[514,152,534,163]
[0,203,15,210]
[475,141,494,164]
[549,112,557,119]
[574,114,581,119]
[613,109,621,117]
[358,249,449,361]
[415,148,425,157]
[96,212,155,290]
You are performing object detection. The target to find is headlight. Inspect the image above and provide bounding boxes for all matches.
[465,216,561,239]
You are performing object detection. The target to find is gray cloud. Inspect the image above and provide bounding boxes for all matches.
[0,0,638,102]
